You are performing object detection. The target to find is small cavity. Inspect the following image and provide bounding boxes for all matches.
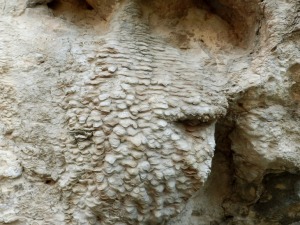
[46,0,112,32]
[47,0,94,11]
[138,0,260,53]
[44,178,56,185]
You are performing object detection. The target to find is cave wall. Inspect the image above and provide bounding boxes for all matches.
[0,0,300,224]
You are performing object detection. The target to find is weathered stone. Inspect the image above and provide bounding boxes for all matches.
[1,0,300,224]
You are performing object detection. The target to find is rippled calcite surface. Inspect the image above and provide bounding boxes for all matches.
[0,0,300,225]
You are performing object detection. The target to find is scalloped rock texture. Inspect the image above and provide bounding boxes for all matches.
[0,0,300,224]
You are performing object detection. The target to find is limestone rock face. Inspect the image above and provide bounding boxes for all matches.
[0,0,299,224]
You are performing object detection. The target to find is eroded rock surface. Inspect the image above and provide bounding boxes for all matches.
[0,0,300,224]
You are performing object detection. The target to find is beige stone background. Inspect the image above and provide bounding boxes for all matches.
[0,0,300,224]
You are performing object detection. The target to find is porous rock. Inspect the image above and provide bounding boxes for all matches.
[1,0,300,224]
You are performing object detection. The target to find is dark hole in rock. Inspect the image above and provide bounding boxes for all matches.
[86,2,94,10]
[47,0,60,10]
[46,0,113,31]
[225,215,234,220]
[44,179,56,185]
[47,0,94,11]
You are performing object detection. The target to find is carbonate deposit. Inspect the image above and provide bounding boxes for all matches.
[0,0,300,225]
